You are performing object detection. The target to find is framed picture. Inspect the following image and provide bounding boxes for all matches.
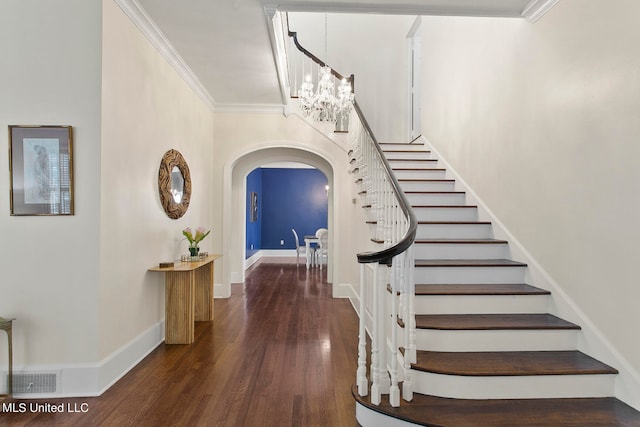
[8,125,74,215]
[250,191,258,222]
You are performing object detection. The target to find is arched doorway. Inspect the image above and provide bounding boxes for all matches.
[221,145,335,296]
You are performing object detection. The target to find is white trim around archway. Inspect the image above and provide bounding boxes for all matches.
[219,141,338,297]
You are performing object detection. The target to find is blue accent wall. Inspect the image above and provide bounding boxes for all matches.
[245,167,328,257]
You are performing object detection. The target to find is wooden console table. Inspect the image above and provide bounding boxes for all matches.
[149,255,222,344]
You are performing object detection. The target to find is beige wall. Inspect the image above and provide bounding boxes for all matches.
[420,0,640,406]
[100,0,214,361]
[0,0,103,370]
[0,0,215,396]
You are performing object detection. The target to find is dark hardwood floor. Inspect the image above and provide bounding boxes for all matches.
[1,264,360,426]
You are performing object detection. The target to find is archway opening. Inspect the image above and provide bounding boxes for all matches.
[223,146,335,292]
[245,162,328,269]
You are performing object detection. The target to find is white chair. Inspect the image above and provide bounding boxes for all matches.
[292,228,314,267]
[316,228,328,270]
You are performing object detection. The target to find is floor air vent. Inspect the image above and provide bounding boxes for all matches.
[10,372,58,394]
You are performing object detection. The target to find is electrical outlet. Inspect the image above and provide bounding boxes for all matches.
[280,239,284,246]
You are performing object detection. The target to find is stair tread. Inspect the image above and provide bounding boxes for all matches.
[413,205,477,208]
[410,350,618,376]
[399,178,455,182]
[353,386,640,426]
[412,313,580,330]
[405,190,462,194]
[417,221,492,225]
[415,259,526,267]
[415,238,507,244]
[415,283,550,295]
[389,159,436,161]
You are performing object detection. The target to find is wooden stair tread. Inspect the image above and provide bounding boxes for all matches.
[412,313,580,330]
[412,205,477,208]
[410,350,618,376]
[353,386,640,426]
[393,167,440,171]
[405,190,462,194]
[398,178,455,182]
[414,238,507,244]
[389,159,436,161]
[417,220,492,225]
[415,283,550,296]
[415,259,527,267]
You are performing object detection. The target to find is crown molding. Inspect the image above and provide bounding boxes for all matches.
[263,2,522,18]
[113,0,216,110]
[522,0,561,23]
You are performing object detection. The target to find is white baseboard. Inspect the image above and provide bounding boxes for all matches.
[421,136,640,410]
[11,321,164,399]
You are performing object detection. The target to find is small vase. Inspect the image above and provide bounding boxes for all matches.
[189,246,199,257]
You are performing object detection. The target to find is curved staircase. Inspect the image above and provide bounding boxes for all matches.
[353,141,640,426]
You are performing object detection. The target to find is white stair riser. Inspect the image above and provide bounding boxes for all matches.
[414,207,478,222]
[381,144,426,152]
[384,151,432,161]
[394,170,446,180]
[416,223,493,239]
[413,265,526,284]
[389,160,439,169]
[412,294,549,314]
[413,242,508,259]
[356,403,421,427]
[405,326,579,352]
[408,369,616,400]
[406,192,466,206]
[399,181,455,192]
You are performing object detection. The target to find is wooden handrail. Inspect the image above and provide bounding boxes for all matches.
[288,30,355,92]
[352,102,417,265]
[286,21,416,266]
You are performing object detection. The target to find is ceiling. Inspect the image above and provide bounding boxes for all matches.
[127,0,555,110]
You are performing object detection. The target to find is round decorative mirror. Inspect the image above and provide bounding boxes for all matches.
[158,149,191,219]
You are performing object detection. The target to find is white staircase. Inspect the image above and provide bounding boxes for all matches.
[352,141,640,426]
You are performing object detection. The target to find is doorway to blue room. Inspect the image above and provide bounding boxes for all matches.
[245,162,328,267]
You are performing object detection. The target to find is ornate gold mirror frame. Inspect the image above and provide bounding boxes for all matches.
[158,149,191,219]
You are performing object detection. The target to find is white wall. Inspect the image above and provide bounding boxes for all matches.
[0,0,103,373]
[419,0,640,406]
[100,0,214,365]
[288,13,415,142]
[0,0,215,397]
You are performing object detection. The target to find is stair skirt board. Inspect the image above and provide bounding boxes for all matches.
[405,369,616,400]
[396,324,578,352]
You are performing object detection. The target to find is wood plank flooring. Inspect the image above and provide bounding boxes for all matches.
[0,264,359,427]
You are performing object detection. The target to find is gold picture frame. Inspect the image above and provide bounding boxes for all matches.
[8,125,74,216]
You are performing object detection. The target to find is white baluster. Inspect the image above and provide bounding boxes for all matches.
[357,263,368,396]
[370,265,381,405]
[389,254,400,407]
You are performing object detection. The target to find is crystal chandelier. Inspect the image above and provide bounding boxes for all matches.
[298,15,354,123]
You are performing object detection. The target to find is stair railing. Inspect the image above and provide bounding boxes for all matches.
[282,13,417,407]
